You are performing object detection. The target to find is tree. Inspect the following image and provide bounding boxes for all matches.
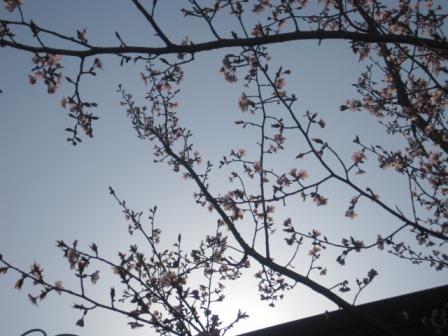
[1,0,447,335]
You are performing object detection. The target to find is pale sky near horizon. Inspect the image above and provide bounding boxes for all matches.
[1,1,447,336]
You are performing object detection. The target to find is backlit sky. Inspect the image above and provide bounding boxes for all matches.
[1,1,446,336]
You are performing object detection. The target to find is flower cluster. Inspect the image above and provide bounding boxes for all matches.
[28,53,63,94]
[3,0,23,12]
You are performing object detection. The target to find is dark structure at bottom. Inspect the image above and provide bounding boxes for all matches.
[239,285,448,336]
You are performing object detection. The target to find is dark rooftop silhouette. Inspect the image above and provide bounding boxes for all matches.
[239,285,448,336]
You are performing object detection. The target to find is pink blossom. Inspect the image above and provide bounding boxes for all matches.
[238,93,254,112]
[429,152,441,165]
[252,0,271,14]
[308,245,321,256]
[345,209,357,219]
[274,133,286,144]
[251,24,264,37]
[352,150,366,164]
[93,58,102,69]
[430,89,443,105]
[296,169,309,180]
[3,0,23,12]
[47,54,63,66]
[274,77,286,90]
[54,280,64,294]
[60,97,67,108]
[313,194,328,206]
[353,240,365,252]
[67,249,79,269]
[77,28,88,44]
[91,270,100,284]
[160,271,177,287]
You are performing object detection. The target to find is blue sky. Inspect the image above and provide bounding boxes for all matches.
[1,1,446,336]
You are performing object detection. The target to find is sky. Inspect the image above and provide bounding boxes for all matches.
[0,1,447,336]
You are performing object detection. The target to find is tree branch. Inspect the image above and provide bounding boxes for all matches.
[1,30,447,58]
[130,0,173,47]
[154,134,400,336]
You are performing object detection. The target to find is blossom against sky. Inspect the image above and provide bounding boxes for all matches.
[1,1,447,336]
